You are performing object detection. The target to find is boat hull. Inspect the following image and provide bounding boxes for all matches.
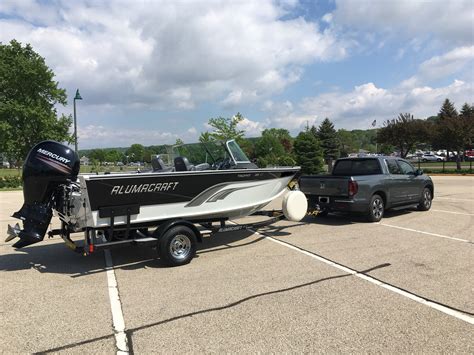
[79,168,299,228]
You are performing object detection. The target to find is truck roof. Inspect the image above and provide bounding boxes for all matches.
[337,156,397,161]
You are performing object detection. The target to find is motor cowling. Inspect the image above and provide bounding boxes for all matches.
[10,141,79,248]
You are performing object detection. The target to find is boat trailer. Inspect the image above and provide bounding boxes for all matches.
[7,210,288,267]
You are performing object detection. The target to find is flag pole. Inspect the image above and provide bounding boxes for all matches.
[371,120,377,154]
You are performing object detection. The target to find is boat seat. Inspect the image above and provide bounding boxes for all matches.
[174,156,195,171]
[194,163,210,171]
[151,156,174,172]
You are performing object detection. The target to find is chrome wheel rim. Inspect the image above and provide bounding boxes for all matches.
[169,234,191,260]
[423,190,432,209]
[372,198,383,219]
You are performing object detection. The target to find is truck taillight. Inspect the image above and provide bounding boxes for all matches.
[348,180,358,196]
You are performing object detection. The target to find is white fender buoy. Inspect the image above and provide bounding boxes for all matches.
[282,190,308,222]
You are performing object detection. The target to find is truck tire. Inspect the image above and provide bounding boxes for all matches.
[417,187,432,211]
[367,194,384,222]
[159,225,197,266]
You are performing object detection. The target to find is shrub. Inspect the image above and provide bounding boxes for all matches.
[0,176,22,189]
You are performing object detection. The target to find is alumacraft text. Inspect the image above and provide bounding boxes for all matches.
[111,182,179,195]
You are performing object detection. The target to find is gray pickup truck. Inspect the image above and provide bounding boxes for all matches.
[299,156,434,222]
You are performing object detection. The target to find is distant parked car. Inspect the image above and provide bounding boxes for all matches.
[421,154,445,162]
[2,161,10,168]
[465,150,474,160]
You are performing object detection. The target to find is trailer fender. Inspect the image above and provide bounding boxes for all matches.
[153,219,202,243]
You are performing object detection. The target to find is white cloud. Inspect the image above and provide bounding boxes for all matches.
[187,127,197,135]
[321,13,333,24]
[332,0,474,45]
[269,79,472,132]
[237,117,266,136]
[267,46,474,132]
[0,0,350,110]
[400,46,474,88]
[78,125,177,148]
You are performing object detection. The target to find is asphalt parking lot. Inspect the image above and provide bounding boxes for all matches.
[0,176,473,353]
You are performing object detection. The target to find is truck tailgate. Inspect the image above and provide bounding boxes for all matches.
[299,175,350,197]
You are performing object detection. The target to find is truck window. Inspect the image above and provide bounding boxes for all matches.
[385,159,401,174]
[397,160,415,175]
[332,159,382,176]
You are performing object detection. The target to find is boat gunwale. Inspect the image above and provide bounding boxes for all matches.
[80,166,301,180]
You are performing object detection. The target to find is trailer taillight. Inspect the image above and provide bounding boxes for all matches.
[348,180,358,197]
[89,244,94,253]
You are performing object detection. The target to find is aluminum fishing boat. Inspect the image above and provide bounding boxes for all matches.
[6,139,305,266]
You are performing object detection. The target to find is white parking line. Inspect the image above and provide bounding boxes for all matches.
[104,250,129,354]
[431,209,474,216]
[260,233,474,325]
[378,223,471,243]
[436,197,474,202]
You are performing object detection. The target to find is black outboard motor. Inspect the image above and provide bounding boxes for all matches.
[7,141,79,248]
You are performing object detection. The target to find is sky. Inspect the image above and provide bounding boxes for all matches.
[1,0,473,149]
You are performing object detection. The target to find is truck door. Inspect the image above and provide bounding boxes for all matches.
[397,160,422,202]
[384,159,406,205]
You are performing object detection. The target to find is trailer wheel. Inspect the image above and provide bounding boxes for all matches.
[159,225,197,266]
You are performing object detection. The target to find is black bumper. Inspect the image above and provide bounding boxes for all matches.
[306,195,367,213]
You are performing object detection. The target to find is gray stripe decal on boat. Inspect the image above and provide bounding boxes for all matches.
[185,182,265,207]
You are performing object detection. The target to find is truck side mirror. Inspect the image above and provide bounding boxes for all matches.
[415,169,423,176]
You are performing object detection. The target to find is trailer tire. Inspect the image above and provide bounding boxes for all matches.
[159,225,197,266]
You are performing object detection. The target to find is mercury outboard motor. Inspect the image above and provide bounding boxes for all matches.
[6,141,79,248]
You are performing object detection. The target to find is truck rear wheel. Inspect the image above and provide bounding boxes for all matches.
[367,194,384,222]
[417,187,432,211]
[158,225,197,266]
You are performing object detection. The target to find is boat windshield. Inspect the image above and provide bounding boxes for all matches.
[172,139,249,166]
[226,140,250,163]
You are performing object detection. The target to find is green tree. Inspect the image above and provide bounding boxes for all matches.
[460,103,474,148]
[205,112,245,141]
[377,113,429,158]
[199,131,212,143]
[262,128,293,153]
[438,98,458,119]
[337,129,356,157]
[435,100,474,169]
[254,128,295,167]
[126,144,145,162]
[0,40,72,164]
[238,138,256,161]
[89,149,106,163]
[255,132,285,167]
[104,149,123,163]
[293,130,323,174]
[142,148,155,164]
[317,118,339,164]
[432,99,464,169]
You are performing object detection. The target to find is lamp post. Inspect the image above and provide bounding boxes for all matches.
[73,89,83,154]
